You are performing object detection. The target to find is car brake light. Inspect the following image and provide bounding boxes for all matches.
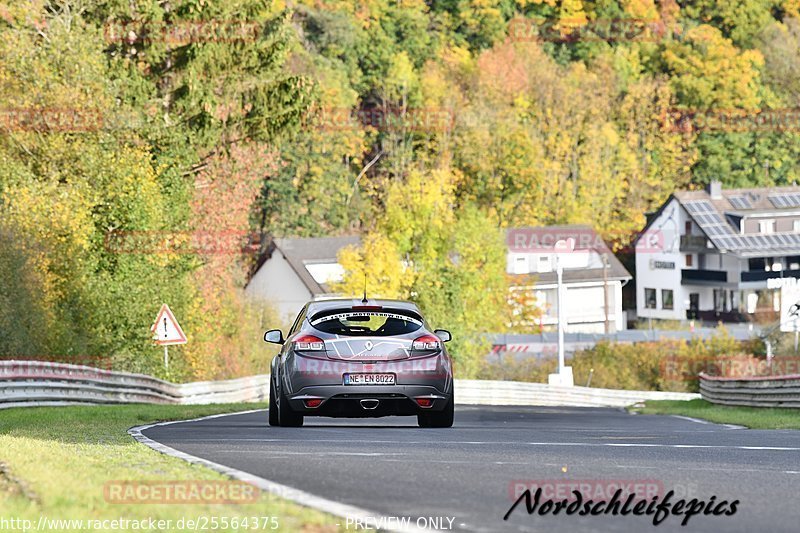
[294,335,325,351]
[304,399,323,408]
[412,335,440,351]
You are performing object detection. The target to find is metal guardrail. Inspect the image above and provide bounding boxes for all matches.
[0,360,698,410]
[455,379,699,407]
[699,373,800,408]
[0,361,268,409]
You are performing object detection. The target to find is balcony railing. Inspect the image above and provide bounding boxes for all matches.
[679,234,710,252]
[686,310,747,322]
[740,269,800,283]
[681,269,727,284]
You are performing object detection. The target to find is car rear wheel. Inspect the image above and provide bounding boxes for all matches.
[278,384,304,427]
[417,396,453,428]
[268,377,279,426]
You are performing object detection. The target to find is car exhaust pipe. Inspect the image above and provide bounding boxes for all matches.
[360,399,380,410]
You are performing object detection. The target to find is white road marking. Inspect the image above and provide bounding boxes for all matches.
[215,450,405,457]
[204,453,800,475]
[672,415,710,424]
[672,415,745,430]
[531,442,800,451]
[186,437,800,452]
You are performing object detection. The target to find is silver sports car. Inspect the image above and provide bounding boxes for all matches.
[264,298,454,427]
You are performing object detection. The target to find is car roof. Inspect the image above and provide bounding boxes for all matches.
[305,298,421,314]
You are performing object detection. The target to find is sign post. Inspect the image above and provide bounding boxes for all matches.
[150,304,188,371]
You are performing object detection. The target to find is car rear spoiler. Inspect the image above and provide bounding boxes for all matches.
[309,306,424,323]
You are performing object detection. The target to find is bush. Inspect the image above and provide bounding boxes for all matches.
[477,329,769,392]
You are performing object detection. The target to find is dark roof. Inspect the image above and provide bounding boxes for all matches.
[507,225,632,284]
[248,235,361,294]
[669,186,800,257]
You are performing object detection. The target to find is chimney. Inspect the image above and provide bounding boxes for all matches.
[707,180,722,200]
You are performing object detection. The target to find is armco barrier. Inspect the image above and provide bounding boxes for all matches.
[0,361,268,409]
[699,372,800,408]
[0,360,698,409]
[456,379,699,407]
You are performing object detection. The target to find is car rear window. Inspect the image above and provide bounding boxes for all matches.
[309,311,422,336]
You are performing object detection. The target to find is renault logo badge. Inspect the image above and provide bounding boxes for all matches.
[365,341,373,350]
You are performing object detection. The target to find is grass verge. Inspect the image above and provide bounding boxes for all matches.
[0,403,341,532]
[632,399,800,430]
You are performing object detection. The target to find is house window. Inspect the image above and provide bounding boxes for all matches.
[536,255,552,273]
[685,254,693,267]
[759,219,776,234]
[513,256,528,274]
[685,221,692,234]
[749,257,766,271]
[645,288,657,309]
[662,289,674,310]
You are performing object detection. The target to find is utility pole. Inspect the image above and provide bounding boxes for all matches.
[602,253,610,334]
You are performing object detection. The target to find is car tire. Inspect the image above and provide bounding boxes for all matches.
[268,377,280,427]
[417,396,454,428]
[278,383,304,427]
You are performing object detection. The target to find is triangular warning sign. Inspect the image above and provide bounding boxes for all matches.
[150,304,188,346]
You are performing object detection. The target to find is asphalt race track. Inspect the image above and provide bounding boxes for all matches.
[142,406,800,533]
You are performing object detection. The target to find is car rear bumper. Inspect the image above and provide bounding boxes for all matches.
[287,384,451,417]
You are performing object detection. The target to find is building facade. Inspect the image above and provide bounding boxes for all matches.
[636,181,800,323]
[507,225,632,333]
[245,236,360,321]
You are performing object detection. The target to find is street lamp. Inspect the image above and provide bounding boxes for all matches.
[548,238,575,387]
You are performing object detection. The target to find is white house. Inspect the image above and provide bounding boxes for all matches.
[245,236,360,320]
[636,181,800,323]
[507,225,632,333]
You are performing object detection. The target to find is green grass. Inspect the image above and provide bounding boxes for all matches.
[0,403,342,532]
[632,399,800,429]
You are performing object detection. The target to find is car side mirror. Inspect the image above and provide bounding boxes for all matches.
[434,329,452,342]
[264,329,284,344]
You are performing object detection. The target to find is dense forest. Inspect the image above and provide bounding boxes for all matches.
[1,0,799,379]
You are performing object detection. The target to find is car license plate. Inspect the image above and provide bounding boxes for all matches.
[343,373,395,386]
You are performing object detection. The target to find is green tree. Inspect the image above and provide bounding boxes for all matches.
[335,167,511,376]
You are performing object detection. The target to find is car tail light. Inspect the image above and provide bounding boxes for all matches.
[304,398,323,408]
[412,335,440,351]
[294,335,325,351]
[415,397,433,408]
